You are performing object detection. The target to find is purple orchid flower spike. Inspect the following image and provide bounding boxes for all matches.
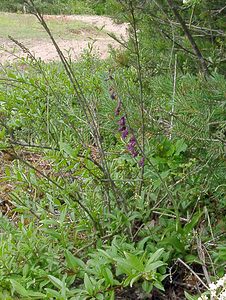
[129,135,136,146]
[122,128,129,139]
[118,116,126,126]
[118,116,127,136]
[131,150,138,157]
[115,100,122,116]
[139,157,145,167]
[127,135,138,157]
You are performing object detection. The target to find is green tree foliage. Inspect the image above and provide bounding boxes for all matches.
[0,0,225,299]
[0,0,94,14]
[109,0,225,75]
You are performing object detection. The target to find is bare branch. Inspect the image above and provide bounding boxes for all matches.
[166,0,210,78]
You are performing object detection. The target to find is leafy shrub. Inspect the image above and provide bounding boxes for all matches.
[0,1,225,299]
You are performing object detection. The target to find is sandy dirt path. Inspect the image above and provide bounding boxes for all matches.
[0,14,128,63]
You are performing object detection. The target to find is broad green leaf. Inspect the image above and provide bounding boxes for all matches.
[59,206,67,225]
[137,236,151,250]
[98,249,113,260]
[115,258,136,275]
[22,264,29,277]
[147,248,164,264]
[10,279,30,298]
[8,280,45,299]
[84,274,94,295]
[45,288,62,298]
[28,291,46,298]
[109,290,115,300]
[103,267,114,286]
[142,281,153,293]
[65,250,86,271]
[124,252,144,271]
[174,139,187,156]
[184,212,203,234]
[123,274,138,287]
[145,261,166,272]
[153,281,165,291]
[96,294,104,300]
[185,255,202,265]
[48,275,64,290]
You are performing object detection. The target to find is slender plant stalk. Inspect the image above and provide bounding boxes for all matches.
[107,71,176,212]
[169,54,177,139]
[177,258,209,289]
[196,230,211,286]
[24,0,126,211]
[128,0,145,192]
[166,0,210,78]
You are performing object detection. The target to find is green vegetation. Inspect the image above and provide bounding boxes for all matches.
[0,0,225,299]
[0,0,112,15]
[0,13,103,40]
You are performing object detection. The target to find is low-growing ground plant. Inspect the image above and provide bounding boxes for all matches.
[0,0,225,299]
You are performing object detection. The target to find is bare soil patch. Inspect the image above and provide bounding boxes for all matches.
[0,14,128,63]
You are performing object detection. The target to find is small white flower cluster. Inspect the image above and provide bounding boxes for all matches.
[198,275,226,300]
